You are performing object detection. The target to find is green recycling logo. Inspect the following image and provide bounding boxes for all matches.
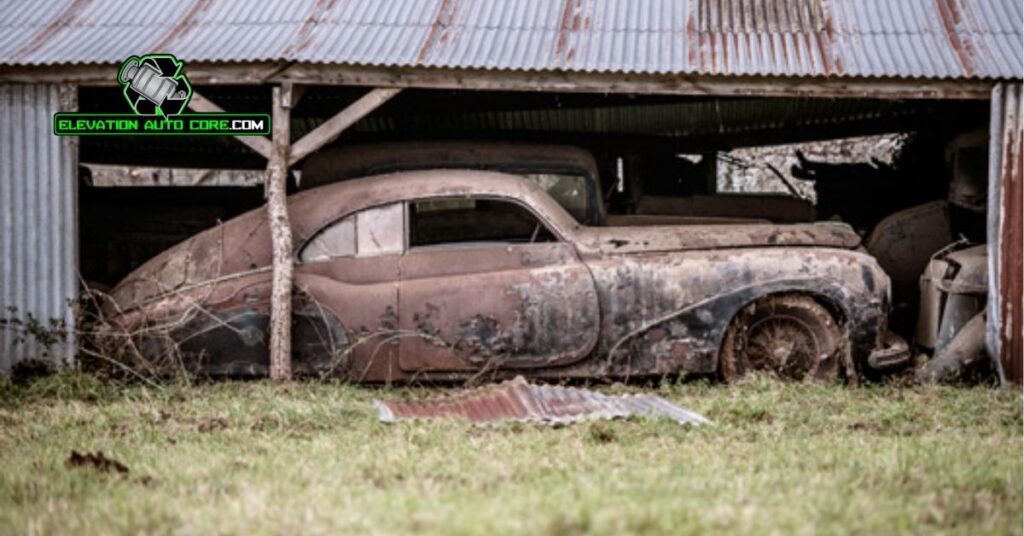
[117,54,192,116]
[54,54,268,136]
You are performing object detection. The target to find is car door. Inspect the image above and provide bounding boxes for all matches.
[397,196,600,372]
[294,202,404,380]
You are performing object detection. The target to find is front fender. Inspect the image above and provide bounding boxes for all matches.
[584,248,890,377]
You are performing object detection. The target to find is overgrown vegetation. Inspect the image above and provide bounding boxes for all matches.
[0,373,1020,535]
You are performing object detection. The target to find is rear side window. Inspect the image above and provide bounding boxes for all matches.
[300,203,404,261]
[409,197,555,249]
[523,173,589,223]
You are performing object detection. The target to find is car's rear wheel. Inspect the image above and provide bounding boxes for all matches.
[719,294,842,382]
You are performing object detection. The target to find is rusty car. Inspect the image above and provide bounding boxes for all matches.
[104,169,909,382]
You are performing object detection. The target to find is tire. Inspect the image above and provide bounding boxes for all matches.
[719,294,843,382]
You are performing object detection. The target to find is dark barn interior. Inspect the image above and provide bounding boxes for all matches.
[77,86,990,347]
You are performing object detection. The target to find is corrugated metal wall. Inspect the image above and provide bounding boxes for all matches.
[987,82,1023,385]
[0,84,78,374]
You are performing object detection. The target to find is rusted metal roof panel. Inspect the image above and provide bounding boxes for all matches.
[986,82,1023,385]
[377,376,710,426]
[0,84,78,374]
[0,0,1019,80]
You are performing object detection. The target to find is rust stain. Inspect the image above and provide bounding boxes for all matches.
[416,0,459,64]
[721,29,729,71]
[822,13,844,75]
[743,32,754,71]
[280,0,341,56]
[10,0,93,62]
[935,0,975,77]
[814,32,832,75]
[708,32,718,73]
[150,0,214,53]
[686,6,699,69]
[999,100,1023,382]
[555,0,584,63]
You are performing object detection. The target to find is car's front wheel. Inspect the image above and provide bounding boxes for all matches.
[719,294,843,382]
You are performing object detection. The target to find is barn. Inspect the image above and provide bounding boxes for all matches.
[0,0,1020,381]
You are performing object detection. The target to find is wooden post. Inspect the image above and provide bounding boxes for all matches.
[267,84,294,381]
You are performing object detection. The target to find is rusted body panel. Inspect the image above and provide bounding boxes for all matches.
[106,170,894,382]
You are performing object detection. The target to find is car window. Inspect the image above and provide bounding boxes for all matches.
[409,197,556,249]
[300,203,404,262]
[523,173,589,223]
[359,165,592,224]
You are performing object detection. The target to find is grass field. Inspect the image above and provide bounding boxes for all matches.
[0,373,1020,535]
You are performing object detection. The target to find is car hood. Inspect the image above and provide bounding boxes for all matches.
[574,222,862,255]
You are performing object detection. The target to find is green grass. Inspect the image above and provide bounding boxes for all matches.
[0,374,1020,535]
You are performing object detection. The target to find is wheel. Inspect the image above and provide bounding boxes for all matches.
[719,294,842,382]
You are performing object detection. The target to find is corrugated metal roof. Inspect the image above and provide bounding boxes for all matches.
[0,0,1019,79]
[376,376,710,426]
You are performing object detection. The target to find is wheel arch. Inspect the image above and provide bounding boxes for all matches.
[714,289,855,381]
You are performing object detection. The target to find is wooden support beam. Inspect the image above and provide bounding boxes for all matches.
[275,64,995,101]
[0,62,994,100]
[266,84,295,381]
[189,90,274,160]
[83,164,265,187]
[288,87,402,166]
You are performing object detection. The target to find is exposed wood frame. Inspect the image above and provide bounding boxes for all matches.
[188,90,274,160]
[82,163,265,187]
[266,83,294,381]
[0,62,291,86]
[288,87,402,166]
[276,64,997,100]
[0,62,1000,100]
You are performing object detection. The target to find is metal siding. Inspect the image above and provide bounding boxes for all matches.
[987,82,1023,385]
[0,0,1019,80]
[0,84,77,374]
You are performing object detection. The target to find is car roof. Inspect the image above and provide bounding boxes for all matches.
[289,169,580,239]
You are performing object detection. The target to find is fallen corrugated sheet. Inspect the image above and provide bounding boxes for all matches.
[0,0,1019,80]
[376,376,709,426]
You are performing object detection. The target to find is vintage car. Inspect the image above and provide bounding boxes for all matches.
[105,170,908,382]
